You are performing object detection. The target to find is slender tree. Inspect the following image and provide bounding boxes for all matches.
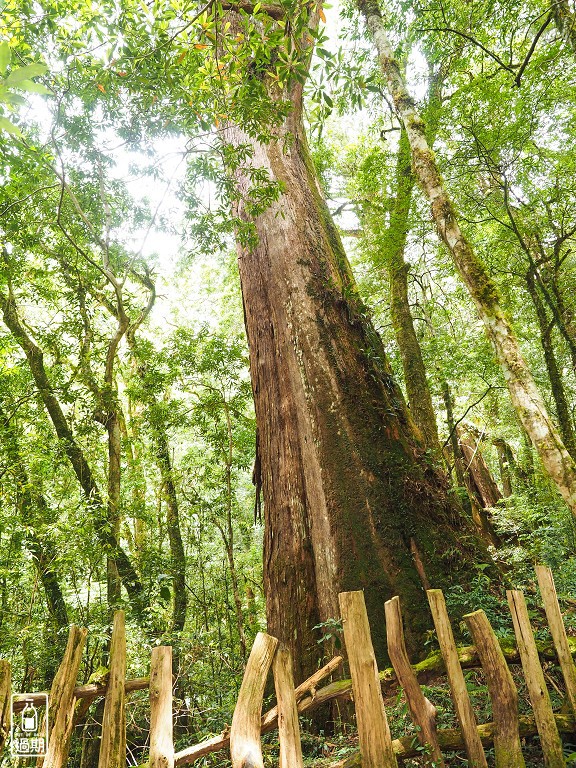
[356,0,576,517]
[0,398,69,631]
[0,277,146,617]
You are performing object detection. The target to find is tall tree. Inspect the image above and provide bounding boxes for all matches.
[0,275,146,618]
[212,4,497,677]
[0,398,69,632]
[127,330,188,640]
[357,0,576,518]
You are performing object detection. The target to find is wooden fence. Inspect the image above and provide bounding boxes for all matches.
[1,564,576,767]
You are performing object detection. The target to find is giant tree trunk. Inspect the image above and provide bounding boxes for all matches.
[224,70,496,679]
[358,0,576,518]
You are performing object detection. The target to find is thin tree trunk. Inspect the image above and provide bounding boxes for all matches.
[223,401,248,660]
[223,35,498,676]
[154,429,187,636]
[553,0,576,54]
[384,129,441,455]
[494,439,514,497]
[0,400,69,631]
[0,290,145,614]
[457,428,503,549]
[106,413,122,608]
[526,269,576,461]
[442,382,467,490]
[358,0,576,517]
[458,429,503,510]
[120,401,147,550]
[127,336,187,637]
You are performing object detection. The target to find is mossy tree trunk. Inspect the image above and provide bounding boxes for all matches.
[0,399,69,632]
[381,128,441,456]
[0,288,146,617]
[358,0,576,518]
[224,49,496,678]
[526,267,576,461]
[553,0,576,54]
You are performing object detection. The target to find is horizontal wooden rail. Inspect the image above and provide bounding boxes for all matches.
[327,714,576,766]
[11,677,149,713]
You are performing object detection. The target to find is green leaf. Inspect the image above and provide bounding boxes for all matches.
[0,116,22,136]
[0,42,11,76]
[17,79,51,95]
[5,63,47,86]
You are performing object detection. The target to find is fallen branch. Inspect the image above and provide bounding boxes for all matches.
[327,714,576,765]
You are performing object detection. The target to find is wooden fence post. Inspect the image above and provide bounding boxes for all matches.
[42,625,88,768]
[427,589,487,768]
[174,655,343,767]
[98,610,127,768]
[230,631,278,768]
[507,590,566,768]
[0,660,10,751]
[339,591,397,768]
[464,609,525,768]
[149,646,174,768]
[385,596,444,767]
[536,565,576,717]
[273,644,304,768]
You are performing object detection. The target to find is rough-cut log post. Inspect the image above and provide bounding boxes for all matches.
[507,590,565,767]
[149,647,174,768]
[464,610,525,768]
[273,644,304,768]
[339,591,397,768]
[98,610,127,768]
[384,597,444,767]
[536,565,576,717]
[42,625,88,768]
[264,654,342,729]
[174,655,342,766]
[230,632,278,768]
[0,660,10,751]
[427,589,487,768]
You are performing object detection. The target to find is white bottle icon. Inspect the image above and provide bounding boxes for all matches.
[21,701,38,732]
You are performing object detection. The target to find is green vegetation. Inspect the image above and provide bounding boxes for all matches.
[1,0,576,764]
